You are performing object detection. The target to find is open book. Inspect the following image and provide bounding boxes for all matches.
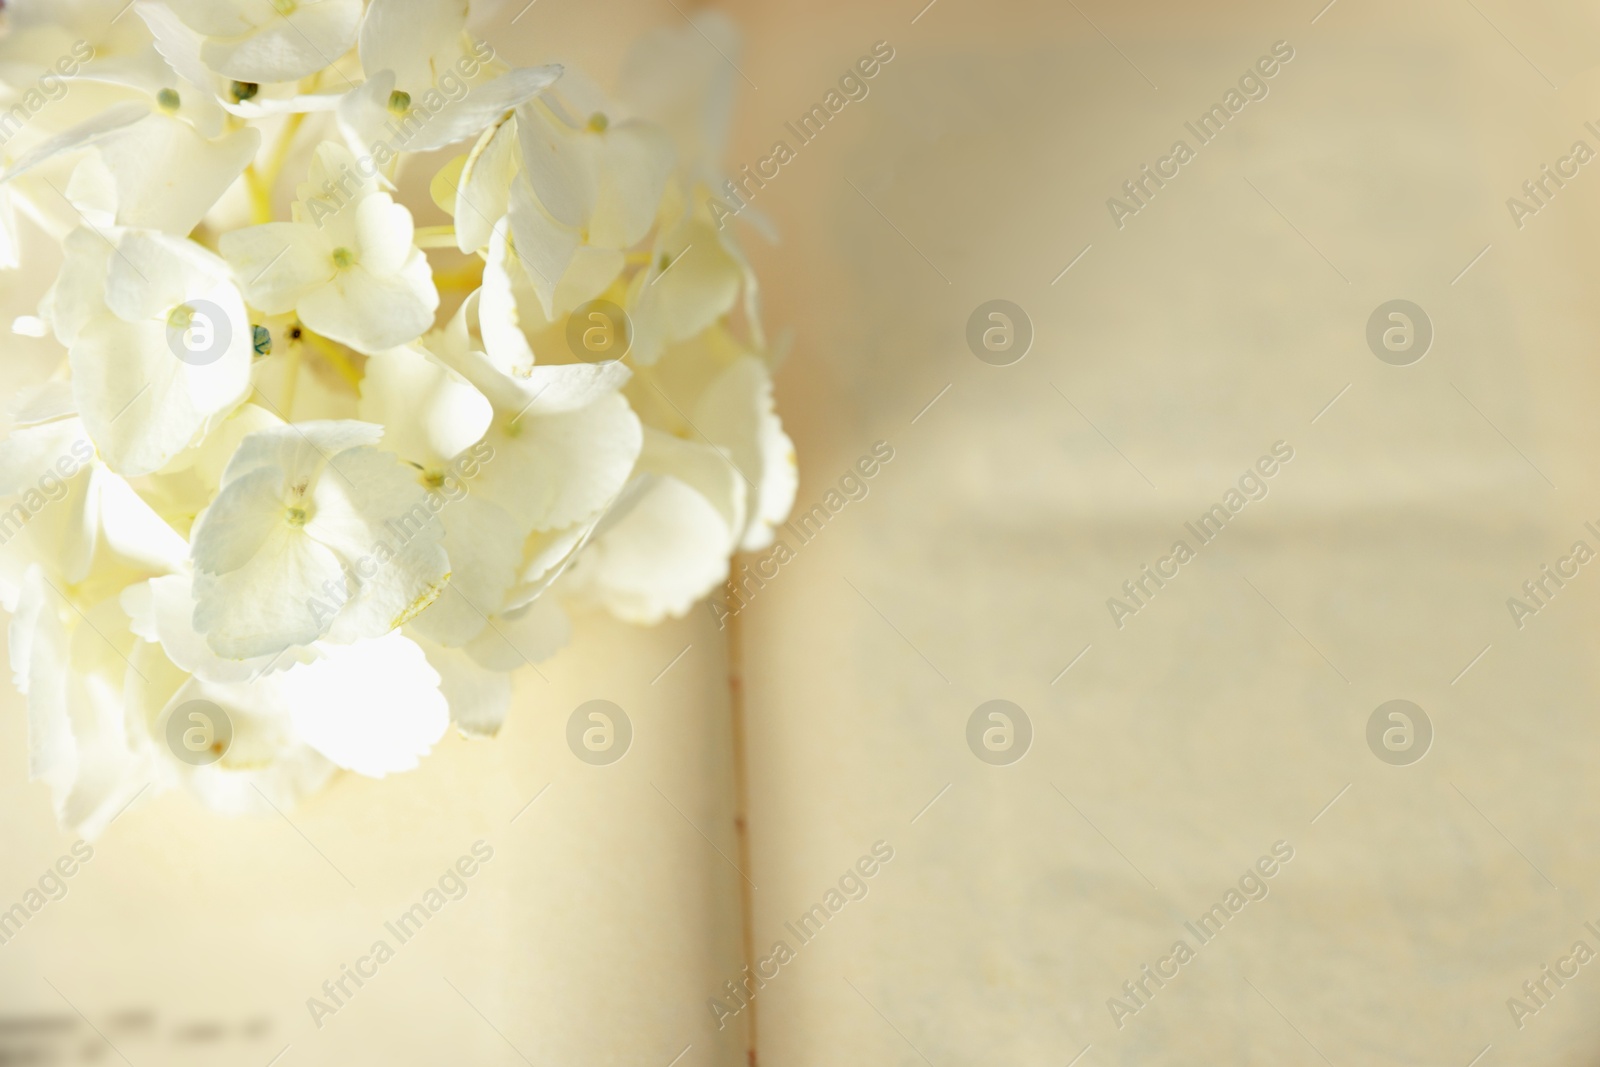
[7,1,1600,1064]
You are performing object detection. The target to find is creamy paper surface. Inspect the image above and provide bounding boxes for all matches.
[0,609,747,1065]
[729,0,1600,1063]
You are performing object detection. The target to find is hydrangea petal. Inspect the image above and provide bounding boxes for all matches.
[474,392,641,532]
[413,635,512,738]
[296,250,437,353]
[279,630,448,776]
[358,345,492,467]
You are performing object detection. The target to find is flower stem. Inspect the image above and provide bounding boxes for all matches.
[244,113,307,225]
[281,338,302,416]
[244,166,273,225]
[262,112,306,192]
[414,225,461,249]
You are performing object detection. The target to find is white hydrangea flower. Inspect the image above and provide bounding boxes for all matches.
[616,11,739,184]
[123,590,339,816]
[444,75,673,320]
[86,115,263,237]
[339,0,560,161]
[136,0,356,120]
[565,326,796,621]
[690,350,797,553]
[0,3,792,829]
[630,324,796,552]
[0,0,162,90]
[514,77,674,268]
[44,227,254,476]
[411,593,569,739]
[188,419,450,659]
[2,428,190,833]
[399,285,643,642]
[622,190,747,366]
[560,429,743,624]
[11,565,159,836]
[160,0,364,85]
[0,101,243,275]
[0,3,267,241]
[125,570,446,800]
[428,285,643,536]
[0,414,190,612]
[220,140,438,353]
[264,629,448,775]
[356,340,518,647]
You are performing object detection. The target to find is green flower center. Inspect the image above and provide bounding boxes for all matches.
[587,112,609,133]
[388,90,412,114]
[331,247,355,269]
[285,506,308,526]
[166,304,194,331]
[156,88,181,112]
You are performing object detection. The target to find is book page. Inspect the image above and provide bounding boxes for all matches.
[731,0,1600,1063]
[0,608,749,1067]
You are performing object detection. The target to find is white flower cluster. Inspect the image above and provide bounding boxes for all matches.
[0,0,795,833]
